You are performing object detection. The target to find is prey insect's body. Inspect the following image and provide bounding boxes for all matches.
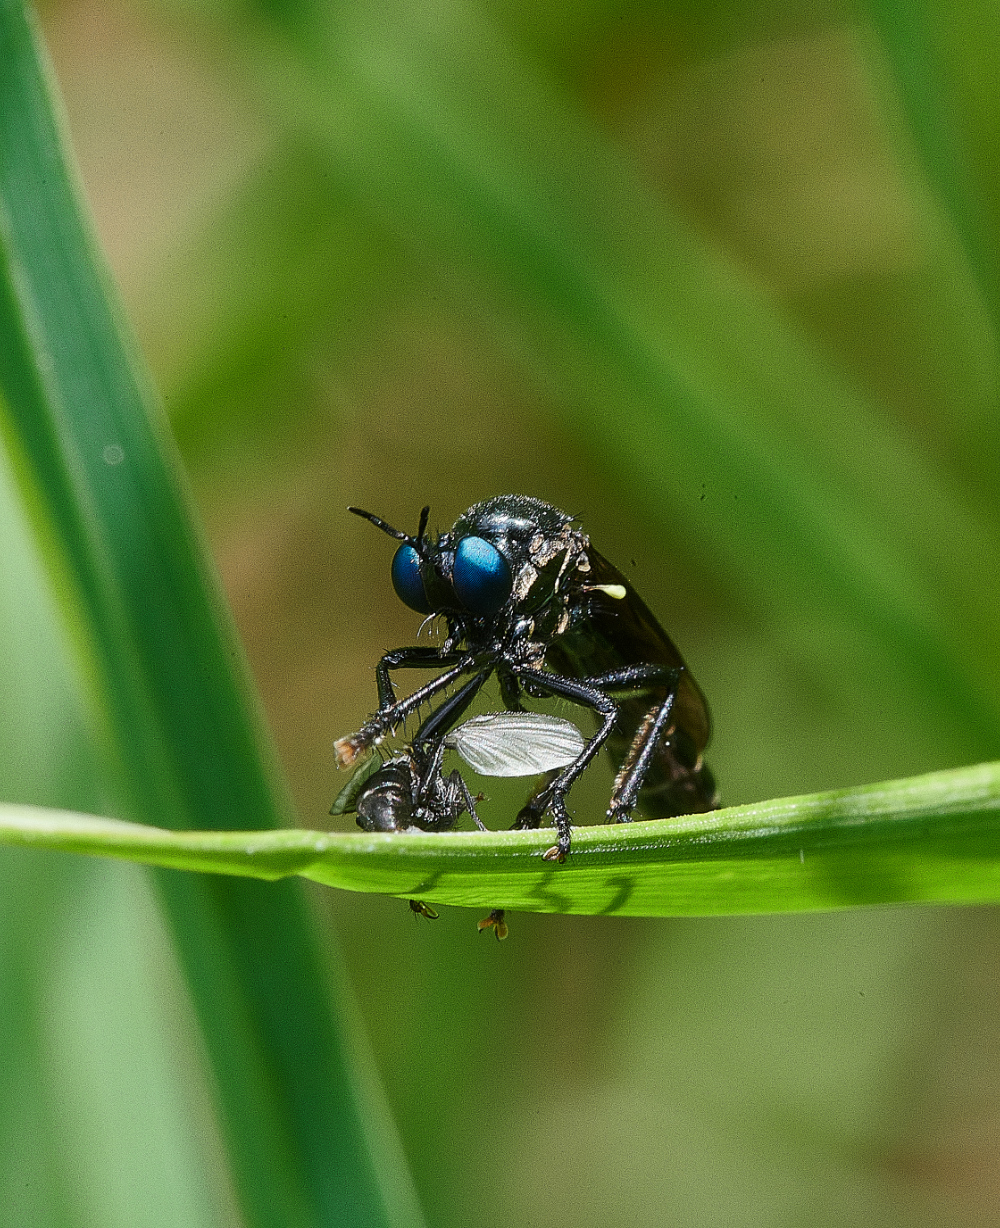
[348,750,479,834]
[334,702,584,938]
[335,704,585,833]
[336,494,717,859]
[333,675,488,833]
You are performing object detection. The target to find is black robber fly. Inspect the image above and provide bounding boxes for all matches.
[335,494,717,860]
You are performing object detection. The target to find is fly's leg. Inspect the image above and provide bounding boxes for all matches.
[425,769,486,832]
[334,651,483,766]
[409,675,489,830]
[410,672,489,753]
[516,663,684,859]
[451,771,487,831]
[373,646,463,707]
[606,669,683,822]
[515,668,620,861]
[512,770,557,830]
[498,668,525,713]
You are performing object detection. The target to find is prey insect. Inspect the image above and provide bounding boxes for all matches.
[333,691,584,935]
[333,692,586,833]
[332,675,487,833]
[335,494,717,860]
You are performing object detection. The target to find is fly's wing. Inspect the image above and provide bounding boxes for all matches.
[574,547,711,752]
[547,546,716,815]
[329,752,381,816]
[445,712,585,776]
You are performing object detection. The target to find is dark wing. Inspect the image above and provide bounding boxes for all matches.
[546,546,715,816]
[568,547,711,751]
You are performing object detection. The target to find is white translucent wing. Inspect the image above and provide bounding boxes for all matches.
[445,712,585,776]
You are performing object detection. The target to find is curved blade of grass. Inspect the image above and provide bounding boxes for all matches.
[4,761,999,917]
[0,5,420,1225]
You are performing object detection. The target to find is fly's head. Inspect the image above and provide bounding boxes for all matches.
[349,495,592,642]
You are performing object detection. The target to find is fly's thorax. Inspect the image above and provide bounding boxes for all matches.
[510,528,592,616]
[506,631,548,671]
[451,494,575,545]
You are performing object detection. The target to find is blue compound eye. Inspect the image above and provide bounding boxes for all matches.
[391,544,431,614]
[453,536,513,615]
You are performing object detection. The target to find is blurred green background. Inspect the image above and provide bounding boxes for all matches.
[5,0,1000,1222]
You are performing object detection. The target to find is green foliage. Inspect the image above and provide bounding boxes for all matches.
[4,759,1000,915]
[1,0,998,1224]
[0,2,419,1225]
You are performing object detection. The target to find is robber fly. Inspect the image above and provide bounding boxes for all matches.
[335,495,717,860]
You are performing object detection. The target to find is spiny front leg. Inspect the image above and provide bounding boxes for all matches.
[512,773,573,860]
[334,653,471,767]
[511,767,557,832]
[541,794,573,863]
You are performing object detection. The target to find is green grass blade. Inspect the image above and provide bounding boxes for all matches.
[0,2,278,833]
[0,4,420,1224]
[4,761,999,917]
[863,0,1000,329]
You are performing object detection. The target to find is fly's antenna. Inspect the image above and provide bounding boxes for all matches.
[348,506,409,541]
[349,504,432,548]
[415,505,430,547]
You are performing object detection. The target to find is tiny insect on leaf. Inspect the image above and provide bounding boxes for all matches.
[477,909,508,940]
